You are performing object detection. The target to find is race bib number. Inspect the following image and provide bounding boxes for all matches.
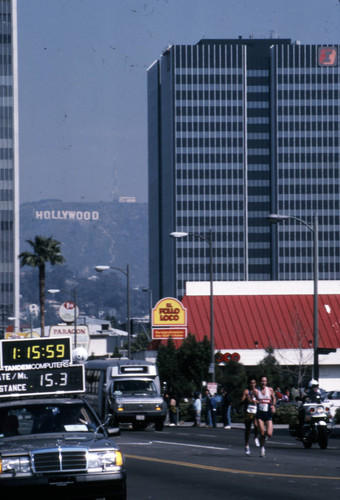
[259,403,268,412]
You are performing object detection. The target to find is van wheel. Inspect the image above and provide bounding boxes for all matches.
[155,420,164,431]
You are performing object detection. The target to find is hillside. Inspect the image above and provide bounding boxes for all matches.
[20,200,148,288]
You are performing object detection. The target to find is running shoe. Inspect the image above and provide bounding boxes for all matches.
[260,447,265,457]
[245,446,251,455]
[254,437,260,447]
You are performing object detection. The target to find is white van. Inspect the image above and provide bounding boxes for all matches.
[85,359,167,431]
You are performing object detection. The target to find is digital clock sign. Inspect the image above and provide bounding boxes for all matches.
[0,365,85,397]
[0,337,85,397]
[1,337,71,368]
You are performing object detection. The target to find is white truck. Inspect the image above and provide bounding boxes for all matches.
[85,359,167,431]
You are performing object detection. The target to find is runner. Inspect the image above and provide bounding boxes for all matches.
[240,376,259,455]
[254,376,276,457]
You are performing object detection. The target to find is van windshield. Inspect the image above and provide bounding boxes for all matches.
[111,380,157,396]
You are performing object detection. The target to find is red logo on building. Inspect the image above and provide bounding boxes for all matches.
[318,47,337,66]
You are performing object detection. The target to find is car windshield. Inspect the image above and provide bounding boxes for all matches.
[111,379,157,395]
[0,402,99,437]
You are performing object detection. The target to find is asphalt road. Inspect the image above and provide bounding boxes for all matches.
[115,423,340,500]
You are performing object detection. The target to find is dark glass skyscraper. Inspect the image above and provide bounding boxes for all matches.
[0,0,19,332]
[147,38,340,301]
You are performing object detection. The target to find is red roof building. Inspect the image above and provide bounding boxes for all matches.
[153,281,340,390]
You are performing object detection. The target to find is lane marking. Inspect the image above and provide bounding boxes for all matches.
[125,454,340,480]
[153,440,229,451]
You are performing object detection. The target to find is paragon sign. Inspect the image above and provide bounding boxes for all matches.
[152,297,187,340]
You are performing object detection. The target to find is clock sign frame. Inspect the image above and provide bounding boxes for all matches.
[0,337,85,397]
[0,336,71,367]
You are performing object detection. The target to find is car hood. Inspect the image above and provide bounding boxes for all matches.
[0,432,118,454]
[114,393,163,400]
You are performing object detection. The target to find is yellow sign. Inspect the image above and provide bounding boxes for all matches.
[152,297,187,327]
[152,328,187,339]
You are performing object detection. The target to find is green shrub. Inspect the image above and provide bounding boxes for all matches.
[334,407,340,424]
[178,401,194,422]
[273,403,298,424]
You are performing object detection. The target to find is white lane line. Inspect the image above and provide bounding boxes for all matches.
[153,440,230,451]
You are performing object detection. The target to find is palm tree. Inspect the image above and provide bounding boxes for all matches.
[19,236,65,336]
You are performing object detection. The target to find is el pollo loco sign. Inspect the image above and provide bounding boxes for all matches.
[152,297,187,340]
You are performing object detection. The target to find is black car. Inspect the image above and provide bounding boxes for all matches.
[0,396,126,500]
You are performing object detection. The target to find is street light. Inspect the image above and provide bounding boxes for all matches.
[170,229,215,383]
[267,213,319,380]
[47,288,78,348]
[94,264,131,359]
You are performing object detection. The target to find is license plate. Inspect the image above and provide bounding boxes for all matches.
[136,415,145,421]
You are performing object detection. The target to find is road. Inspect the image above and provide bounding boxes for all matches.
[115,423,340,500]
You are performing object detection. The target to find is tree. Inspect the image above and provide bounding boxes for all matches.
[215,360,247,411]
[19,236,65,336]
[156,334,211,397]
[156,338,181,395]
[254,347,283,389]
[177,334,211,393]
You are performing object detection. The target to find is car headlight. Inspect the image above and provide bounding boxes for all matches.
[88,450,123,471]
[0,456,31,474]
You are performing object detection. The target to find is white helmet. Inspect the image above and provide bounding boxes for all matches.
[308,379,319,388]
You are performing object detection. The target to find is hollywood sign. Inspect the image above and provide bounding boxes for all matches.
[35,210,100,221]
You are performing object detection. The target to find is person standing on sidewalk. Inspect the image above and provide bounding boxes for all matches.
[221,387,232,429]
[210,392,218,428]
[204,390,212,427]
[254,376,276,457]
[241,377,260,455]
[193,391,202,427]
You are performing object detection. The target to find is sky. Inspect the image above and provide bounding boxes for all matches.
[17,0,340,204]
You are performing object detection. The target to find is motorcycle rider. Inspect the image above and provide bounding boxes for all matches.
[298,379,322,429]
[303,379,323,403]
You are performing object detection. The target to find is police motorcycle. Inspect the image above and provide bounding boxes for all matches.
[289,380,333,449]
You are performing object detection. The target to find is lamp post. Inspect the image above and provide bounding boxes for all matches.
[47,288,78,348]
[267,213,319,380]
[94,264,131,358]
[170,229,215,383]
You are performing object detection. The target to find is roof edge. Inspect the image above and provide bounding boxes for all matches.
[185,280,340,296]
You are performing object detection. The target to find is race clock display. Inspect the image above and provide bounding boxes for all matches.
[1,337,71,367]
[0,365,85,397]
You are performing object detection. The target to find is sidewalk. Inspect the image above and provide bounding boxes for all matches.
[168,421,340,430]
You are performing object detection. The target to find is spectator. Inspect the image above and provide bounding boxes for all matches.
[163,393,170,425]
[193,391,202,427]
[275,387,283,402]
[281,389,290,402]
[169,395,177,426]
[204,390,212,427]
[210,393,218,428]
[221,387,232,429]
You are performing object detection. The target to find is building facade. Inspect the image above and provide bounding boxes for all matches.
[0,0,19,333]
[147,38,340,301]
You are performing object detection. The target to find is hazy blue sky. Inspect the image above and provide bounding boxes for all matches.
[17,0,340,204]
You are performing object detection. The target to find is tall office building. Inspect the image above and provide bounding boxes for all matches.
[0,0,19,333]
[147,38,340,301]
